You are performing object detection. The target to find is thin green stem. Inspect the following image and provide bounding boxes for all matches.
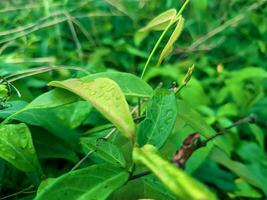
[140,20,173,79]
[140,0,190,79]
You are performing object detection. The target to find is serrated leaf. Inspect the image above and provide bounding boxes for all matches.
[35,164,129,200]
[0,123,39,172]
[81,137,126,167]
[83,71,153,97]
[49,78,135,138]
[133,145,217,200]
[138,9,177,32]
[157,16,184,66]
[137,88,177,149]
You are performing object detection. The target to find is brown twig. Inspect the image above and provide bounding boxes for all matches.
[172,114,256,168]
[130,115,256,180]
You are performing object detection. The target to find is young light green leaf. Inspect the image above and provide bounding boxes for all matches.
[138,9,177,32]
[0,123,39,171]
[157,16,184,66]
[35,164,129,200]
[231,178,262,198]
[81,137,126,167]
[133,145,217,200]
[83,71,153,97]
[137,88,178,149]
[49,78,135,138]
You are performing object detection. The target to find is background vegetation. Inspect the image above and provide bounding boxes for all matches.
[0,0,267,199]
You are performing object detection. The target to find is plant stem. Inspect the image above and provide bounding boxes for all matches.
[129,171,150,181]
[199,114,256,147]
[140,21,173,79]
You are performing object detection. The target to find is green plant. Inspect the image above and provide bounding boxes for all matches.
[0,0,267,199]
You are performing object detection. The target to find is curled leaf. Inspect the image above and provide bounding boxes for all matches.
[49,78,135,138]
[138,9,177,32]
[157,16,184,66]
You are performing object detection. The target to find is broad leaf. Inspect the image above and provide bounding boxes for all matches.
[12,109,80,144]
[0,123,39,171]
[158,16,184,65]
[137,89,177,149]
[83,71,153,97]
[81,137,126,167]
[32,127,78,162]
[2,89,79,123]
[133,145,217,200]
[138,9,177,32]
[35,164,129,200]
[49,78,135,138]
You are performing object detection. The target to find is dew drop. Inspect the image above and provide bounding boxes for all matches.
[20,137,28,149]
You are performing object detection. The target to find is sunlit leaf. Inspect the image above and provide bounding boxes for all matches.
[83,71,153,97]
[137,88,177,149]
[35,164,129,200]
[133,144,217,200]
[138,9,177,32]
[0,123,39,171]
[157,16,184,65]
[49,78,135,138]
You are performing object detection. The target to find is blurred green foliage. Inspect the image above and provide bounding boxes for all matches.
[0,0,267,199]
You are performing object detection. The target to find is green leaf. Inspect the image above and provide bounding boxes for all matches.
[231,178,262,198]
[2,89,79,123]
[0,84,8,100]
[137,89,178,149]
[83,71,153,97]
[157,16,184,65]
[138,9,177,32]
[49,78,135,138]
[81,137,126,167]
[13,109,80,144]
[54,101,92,129]
[35,164,129,200]
[32,127,78,162]
[133,145,217,200]
[0,123,39,172]
[177,100,231,155]
[209,147,267,195]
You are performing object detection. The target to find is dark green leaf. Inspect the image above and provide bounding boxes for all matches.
[137,89,178,149]
[35,164,129,200]
[0,123,39,171]
[81,137,126,167]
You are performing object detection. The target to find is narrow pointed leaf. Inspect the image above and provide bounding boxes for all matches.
[49,78,135,138]
[35,164,129,200]
[158,16,184,65]
[138,9,177,32]
[133,145,217,200]
[0,123,39,171]
[137,88,177,149]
